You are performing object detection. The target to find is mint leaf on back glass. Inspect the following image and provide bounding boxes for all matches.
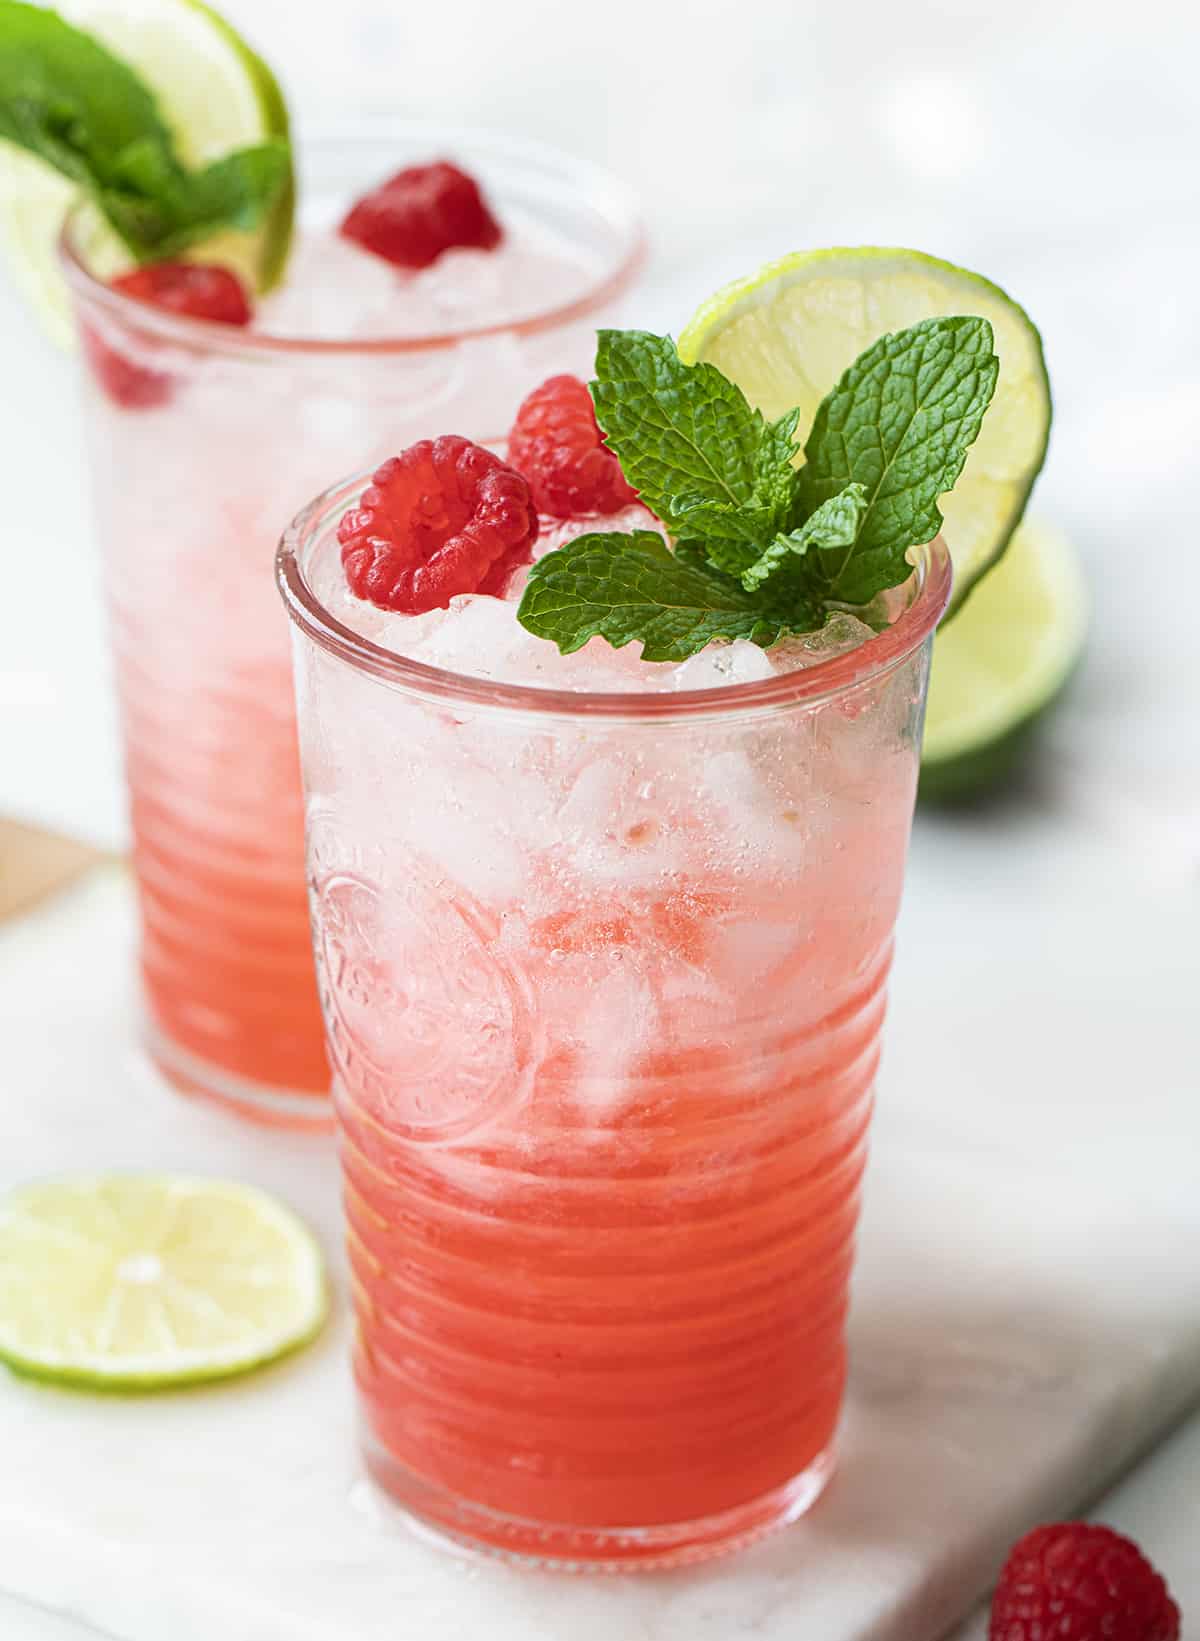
[141,142,291,255]
[0,0,173,208]
[0,0,288,260]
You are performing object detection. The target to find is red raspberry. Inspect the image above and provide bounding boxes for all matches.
[990,1523,1180,1641]
[83,261,252,409]
[111,261,253,325]
[337,436,539,614]
[507,374,638,518]
[339,161,502,270]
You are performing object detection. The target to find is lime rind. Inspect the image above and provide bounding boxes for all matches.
[678,247,1052,618]
[920,519,1087,801]
[175,0,294,293]
[0,151,78,347]
[0,1174,328,1391]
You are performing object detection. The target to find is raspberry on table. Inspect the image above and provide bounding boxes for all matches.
[990,1523,1180,1641]
[339,161,503,270]
[507,373,638,518]
[84,260,253,409]
[337,436,539,614]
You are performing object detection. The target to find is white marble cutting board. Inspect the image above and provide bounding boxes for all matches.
[0,787,1195,1641]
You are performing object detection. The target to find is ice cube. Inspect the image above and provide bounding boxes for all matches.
[554,753,677,887]
[414,247,504,321]
[708,916,803,991]
[568,962,660,1120]
[391,745,529,904]
[768,613,878,674]
[257,231,415,340]
[672,638,776,691]
[259,214,603,341]
[411,593,536,678]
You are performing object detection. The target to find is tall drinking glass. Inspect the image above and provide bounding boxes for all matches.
[278,471,951,1567]
[62,128,642,1126]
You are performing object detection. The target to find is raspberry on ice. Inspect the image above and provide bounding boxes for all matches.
[84,261,252,409]
[507,373,638,518]
[337,436,539,614]
[111,261,253,325]
[339,161,503,270]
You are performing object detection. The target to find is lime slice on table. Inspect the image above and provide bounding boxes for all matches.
[0,0,293,345]
[919,518,1087,802]
[678,248,1052,618]
[0,1175,326,1389]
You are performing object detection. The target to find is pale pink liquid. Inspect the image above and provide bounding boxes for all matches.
[68,154,638,1120]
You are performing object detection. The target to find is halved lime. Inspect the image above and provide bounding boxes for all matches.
[0,0,293,344]
[678,248,1051,617]
[0,1175,327,1389]
[920,519,1087,802]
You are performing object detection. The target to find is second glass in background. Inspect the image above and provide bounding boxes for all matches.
[63,127,642,1125]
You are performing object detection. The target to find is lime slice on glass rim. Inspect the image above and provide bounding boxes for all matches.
[0,0,293,346]
[919,519,1087,802]
[0,1174,327,1389]
[678,247,1052,619]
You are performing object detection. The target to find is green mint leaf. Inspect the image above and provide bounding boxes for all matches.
[93,141,289,259]
[797,315,998,603]
[755,406,803,516]
[515,319,998,667]
[516,530,812,663]
[590,330,797,531]
[666,496,781,578]
[0,0,287,259]
[741,483,868,593]
[137,142,291,255]
[0,1,175,206]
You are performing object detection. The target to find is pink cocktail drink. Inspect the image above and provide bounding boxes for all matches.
[279,477,951,1564]
[62,130,641,1123]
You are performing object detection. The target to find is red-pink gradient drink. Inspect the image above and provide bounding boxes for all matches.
[62,129,642,1125]
[279,476,950,1565]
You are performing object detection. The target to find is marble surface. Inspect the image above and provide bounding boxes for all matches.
[951,1410,1200,1640]
[0,818,1194,1639]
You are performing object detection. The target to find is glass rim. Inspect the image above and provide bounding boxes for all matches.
[58,121,646,359]
[276,469,953,722]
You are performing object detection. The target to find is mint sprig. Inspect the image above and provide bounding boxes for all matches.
[590,330,801,540]
[0,0,288,262]
[740,484,868,594]
[517,531,817,664]
[797,316,999,604]
[516,320,998,660]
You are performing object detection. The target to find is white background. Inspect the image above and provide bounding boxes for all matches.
[4,0,1200,848]
[1,0,1198,1633]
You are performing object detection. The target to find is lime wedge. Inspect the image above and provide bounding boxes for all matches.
[0,1175,327,1389]
[678,248,1051,616]
[0,153,79,347]
[919,519,1087,802]
[0,0,293,344]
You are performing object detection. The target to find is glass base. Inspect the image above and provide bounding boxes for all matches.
[145,1019,334,1132]
[362,1430,836,1571]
